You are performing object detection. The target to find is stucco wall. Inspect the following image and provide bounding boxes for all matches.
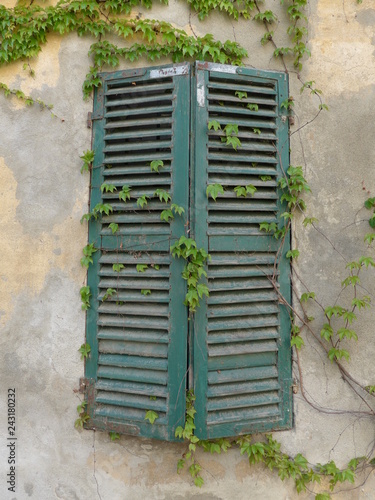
[1,1,375,498]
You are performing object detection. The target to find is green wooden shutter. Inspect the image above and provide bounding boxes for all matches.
[192,62,292,439]
[85,64,190,441]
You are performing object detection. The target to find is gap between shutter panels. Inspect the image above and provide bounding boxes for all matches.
[90,72,187,438]
[199,69,286,436]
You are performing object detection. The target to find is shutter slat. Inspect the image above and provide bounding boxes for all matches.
[100,234,170,252]
[207,392,280,411]
[98,365,167,385]
[104,116,173,129]
[103,166,172,176]
[208,81,277,95]
[99,354,168,371]
[98,291,169,303]
[208,290,276,304]
[98,339,168,358]
[105,105,173,118]
[208,315,279,331]
[208,214,276,224]
[106,82,175,96]
[98,314,169,330]
[99,253,170,265]
[208,303,279,318]
[208,340,278,357]
[207,404,280,425]
[96,391,167,412]
[94,405,167,425]
[208,379,280,397]
[98,327,169,343]
[98,303,169,317]
[207,165,276,175]
[207,91,277,106]
[208,137,276,151]
[208,365,278,384]
[208,265,277,277]
[99,266,170,277]
[99,278,170,289]
[96,379,168,397]
[107,93,173,107]
[208,352,277,371]
[208,104,277,118]
[104,140,172,153]
[102,153,173,163]
[105,128,172,141]
[208,152,277,163]
[207,327,279,344]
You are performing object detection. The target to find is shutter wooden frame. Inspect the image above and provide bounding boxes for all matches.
[192,62,292,439]
[85,63,190,441]
[84,62,292,442]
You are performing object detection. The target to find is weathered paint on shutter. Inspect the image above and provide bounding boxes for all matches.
[85,64,190,441]
[192,62,292,439]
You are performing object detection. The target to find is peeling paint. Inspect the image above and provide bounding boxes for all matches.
[0,157,86,326]
[0,35,62,110]
[308,0,375,95]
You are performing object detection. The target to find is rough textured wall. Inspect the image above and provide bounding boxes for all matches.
[1,1,375,499]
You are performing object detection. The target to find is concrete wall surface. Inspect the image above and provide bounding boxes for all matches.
[1,0,375,498]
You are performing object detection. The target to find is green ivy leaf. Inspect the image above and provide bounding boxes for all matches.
[291,335,304,349]
[247,103,258,111]
[137,195,149,208]
[160,209,174,222]
[206,184,224,201]
[328,348,350,363]
[171,203,185,215]
[103,288,116,301]
[80,149,94,173]
[112,263,124,272]
[144,410,159,424]
[78,343,91,360]
[119,185,131,202]
[303,217,318,227]
[109,431,120,441]
[286,249,300,259]
[235,90,247,100]
[208,120,221,131]
[101,182,117,193]
[154,189,171,203]
[108,222,119,234]
[150,160,164,173]
[364,197,375,209]
[300,292,315,302]
[320,324,333,341]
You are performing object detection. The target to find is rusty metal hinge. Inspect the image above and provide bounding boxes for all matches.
[79,377,88,393]
[87,111,103,128]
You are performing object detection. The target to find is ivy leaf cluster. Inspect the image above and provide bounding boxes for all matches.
[170,236,210,313]
[175,390,203,487]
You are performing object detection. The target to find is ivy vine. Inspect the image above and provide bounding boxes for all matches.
[1,0,374,499]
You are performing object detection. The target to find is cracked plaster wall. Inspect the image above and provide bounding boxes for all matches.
[1,0,375,499]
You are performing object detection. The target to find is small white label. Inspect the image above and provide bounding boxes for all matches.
[150,64,189,79]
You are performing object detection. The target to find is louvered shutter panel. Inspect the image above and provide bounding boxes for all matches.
[192,62,292,439]
[85,64,190,441]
